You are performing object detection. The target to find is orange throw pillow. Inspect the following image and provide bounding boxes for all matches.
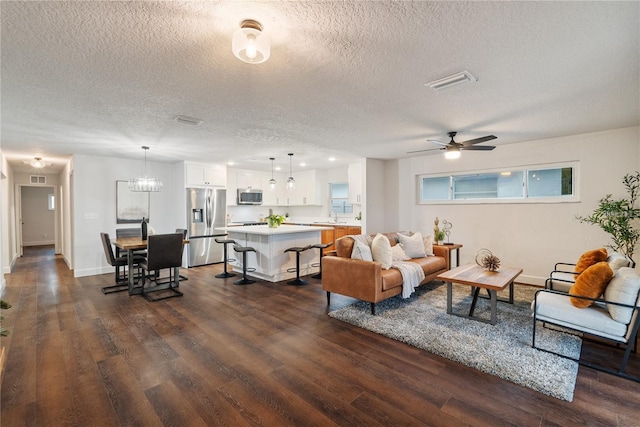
[569,261,614,308]
[575,248,608,276]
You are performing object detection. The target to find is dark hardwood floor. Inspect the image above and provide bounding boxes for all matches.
[1,246,639,426]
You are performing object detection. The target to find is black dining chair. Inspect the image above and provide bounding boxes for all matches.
[115,227,147,258]
[139,233,185,301]
[100,232,144,294]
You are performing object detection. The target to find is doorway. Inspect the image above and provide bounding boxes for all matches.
[16,185,57,256]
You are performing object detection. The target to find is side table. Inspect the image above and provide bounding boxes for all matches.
[434,243,463,268]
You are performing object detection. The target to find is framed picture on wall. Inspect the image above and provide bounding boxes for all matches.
[116,180,149,223]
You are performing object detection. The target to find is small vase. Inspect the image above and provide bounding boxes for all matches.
[268,220,279,228]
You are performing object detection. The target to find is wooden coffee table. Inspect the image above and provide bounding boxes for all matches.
[436,264,523,325]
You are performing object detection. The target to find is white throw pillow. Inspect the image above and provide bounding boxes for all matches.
[607,252,630,273]
[351,242,373,261]
[423,234,434,256]
[391,244,410,261]
[371,233,392,269]
[398,232,427,258]
[604,267,640,324]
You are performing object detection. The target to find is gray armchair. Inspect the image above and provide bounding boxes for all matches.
[532,267,640,382]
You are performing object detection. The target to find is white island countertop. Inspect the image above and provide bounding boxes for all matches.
[215,224,332,235]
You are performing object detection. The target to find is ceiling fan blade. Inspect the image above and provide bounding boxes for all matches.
[460,135,497,146]
[407,147,445,154]
[462,145,495,151]
[426,139,448,146]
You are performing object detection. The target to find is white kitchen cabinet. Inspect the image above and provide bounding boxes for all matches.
[293,169,321,205]
[186,162,226,187]
[348,162,363,204]
[236,170,262,189]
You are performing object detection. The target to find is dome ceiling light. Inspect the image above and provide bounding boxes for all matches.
[232,19,270,64]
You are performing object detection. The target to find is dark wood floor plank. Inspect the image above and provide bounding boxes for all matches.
[1,246,639,427]
[144,380,209,427]
[97,355,163,426]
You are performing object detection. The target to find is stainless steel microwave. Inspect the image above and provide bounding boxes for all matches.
[237,188,263,205]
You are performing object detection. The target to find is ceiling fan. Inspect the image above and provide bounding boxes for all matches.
[408,131,497,159]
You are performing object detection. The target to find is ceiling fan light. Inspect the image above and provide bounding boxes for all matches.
[444,149,461,160]
[232,20,270,64]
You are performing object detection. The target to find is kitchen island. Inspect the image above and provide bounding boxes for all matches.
[215,224,332,283]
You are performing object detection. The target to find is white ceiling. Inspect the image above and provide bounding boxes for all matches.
[2,1,638,174]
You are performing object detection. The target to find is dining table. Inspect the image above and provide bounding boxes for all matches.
[113,236,188,295]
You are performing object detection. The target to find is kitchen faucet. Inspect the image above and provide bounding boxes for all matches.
[330,209,338,222]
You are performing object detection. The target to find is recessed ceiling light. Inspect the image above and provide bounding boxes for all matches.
[299,162,306,167]
[425,71,477,91]
[227,161,235,166]
[328,156,336,161]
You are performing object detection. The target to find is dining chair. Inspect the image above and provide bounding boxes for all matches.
[139,233,185,301]
[99,232,144,294]
[115,227,147,257]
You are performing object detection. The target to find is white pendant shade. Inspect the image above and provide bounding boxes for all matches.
[232,20,270,64]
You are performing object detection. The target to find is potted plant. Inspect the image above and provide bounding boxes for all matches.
[577,171,640,266]
[435,229,446,245]
[267,214,286,228]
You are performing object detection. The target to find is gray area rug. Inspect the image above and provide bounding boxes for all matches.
[328,281,581,401]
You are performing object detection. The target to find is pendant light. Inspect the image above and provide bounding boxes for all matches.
[269,157,277,190]
[286,153,295,189]
[128,146,163,192]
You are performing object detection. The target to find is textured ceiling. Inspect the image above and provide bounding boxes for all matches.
[1,1,638,173]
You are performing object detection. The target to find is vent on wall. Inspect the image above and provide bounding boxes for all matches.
[30,175,46,184]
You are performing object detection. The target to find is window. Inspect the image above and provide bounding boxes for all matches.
[419,163,577,204]
[48,193,55,210]
[330,183,353,214]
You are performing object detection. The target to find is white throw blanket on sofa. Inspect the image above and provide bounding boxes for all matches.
[392,261,425,298]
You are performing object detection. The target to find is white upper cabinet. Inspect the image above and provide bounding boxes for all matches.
[186,162,226,187]
[236,170,262,189]
[292,169,321,205]
[348,162,363,204]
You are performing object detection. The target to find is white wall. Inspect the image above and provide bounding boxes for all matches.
[386,126,640,285]
[0,151,12,294]
[72,154,181,277]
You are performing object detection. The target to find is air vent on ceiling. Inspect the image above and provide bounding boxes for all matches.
[175,115,203,126]
[30,175,46,184]
[425,71,477,91]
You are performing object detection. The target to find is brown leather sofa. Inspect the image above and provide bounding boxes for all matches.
[322,232,450,314]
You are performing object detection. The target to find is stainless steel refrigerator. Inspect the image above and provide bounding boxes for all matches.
[186,188,227,267]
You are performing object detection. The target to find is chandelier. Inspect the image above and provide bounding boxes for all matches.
[128,146,163,192]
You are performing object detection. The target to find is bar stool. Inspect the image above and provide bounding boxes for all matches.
[233,245,257,285]
[215,237,237,278]
[311,242,332,279]
[285,245,312,286]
